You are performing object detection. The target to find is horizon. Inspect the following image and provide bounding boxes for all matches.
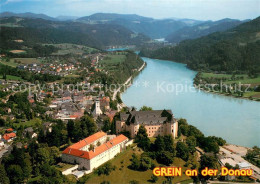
[0,11,258,22]
[0,0,259,21]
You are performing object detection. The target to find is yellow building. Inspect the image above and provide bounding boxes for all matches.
[116,110,178,138]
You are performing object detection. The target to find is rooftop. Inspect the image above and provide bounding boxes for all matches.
[120,110,175,125]
[63,133,128,160]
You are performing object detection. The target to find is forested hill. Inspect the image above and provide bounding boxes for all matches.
[0,17,150,51]
[140,16,260,74]
[166,18,245,43]
[77,13,192,39]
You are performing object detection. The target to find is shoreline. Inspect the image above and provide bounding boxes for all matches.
[113,61,146,110]
[194,84,260,102]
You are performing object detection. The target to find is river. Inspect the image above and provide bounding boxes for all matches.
[122,57,260,147]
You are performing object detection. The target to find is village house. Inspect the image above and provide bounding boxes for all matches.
[23,127,38,138]
[116,110,178,138]
[62,131,129,172]
[2,132,16,143]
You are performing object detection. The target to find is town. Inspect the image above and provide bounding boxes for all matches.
[0,3,260,184]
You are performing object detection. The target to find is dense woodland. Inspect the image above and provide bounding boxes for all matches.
[0,17,150,52]
[140,17,260,74]
[166,19,244,43]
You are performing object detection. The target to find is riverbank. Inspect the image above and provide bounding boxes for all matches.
[112,61,146,110]
[193,72,260,101]
[121,57,260,147]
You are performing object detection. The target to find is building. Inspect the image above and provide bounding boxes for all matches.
[238,162,251,170]
[116,110,178,138]
[92,100,103,116]
[62,131,129,171]
[2,132,16,142]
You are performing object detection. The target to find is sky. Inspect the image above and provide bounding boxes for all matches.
[0,0,259,20]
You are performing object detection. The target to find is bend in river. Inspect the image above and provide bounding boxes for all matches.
[122,57,260,147]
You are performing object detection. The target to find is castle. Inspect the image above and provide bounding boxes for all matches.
[116,110,178,138]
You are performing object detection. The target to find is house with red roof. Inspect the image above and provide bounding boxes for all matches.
[2,132,16,142]
[62,131,129,171]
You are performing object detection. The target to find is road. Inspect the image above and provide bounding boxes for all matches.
[112,61,146,101]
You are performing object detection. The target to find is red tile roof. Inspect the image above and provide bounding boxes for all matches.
[6,128,13,132]
[63,133,128,160]
[3,133,16,141]
[69,131,107,149]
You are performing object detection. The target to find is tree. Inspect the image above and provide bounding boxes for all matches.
[0,165,9,184]
[139,157,152,171]
[36,147,51,165]
[7,165,23,183]
[129,153,140,170]
[22,153,32,179]
[150,175,158,183]
[154,135,165,152]
[140,106,152,111]
[156,151,174,166]
[199,154,218,181]
[163,135,175,153]
[135,125,150,151]
[102,118,111,132]
[0,118,5,126]
[176,142,189,161]
[186,136,196,153]
[67,120,74,139]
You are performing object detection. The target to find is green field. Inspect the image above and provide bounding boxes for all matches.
[99,54,126,71]
[201,72,260,85]
[0,75,23,81]
[84,147,192,184]
[200,72,260,100]
[13,118,42,129]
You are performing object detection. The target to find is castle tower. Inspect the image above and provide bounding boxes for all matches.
[92,100,102,116]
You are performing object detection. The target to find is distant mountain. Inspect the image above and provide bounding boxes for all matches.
[0,11,56,21]
[56,16,79,21]
[166,18,246,43]
[140,16,260,73]
[0,17,150,50]
[168,18,204,26]
[78,13,153,22]
[77,13,190,39]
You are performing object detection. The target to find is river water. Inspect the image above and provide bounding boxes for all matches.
[122,57,260,147]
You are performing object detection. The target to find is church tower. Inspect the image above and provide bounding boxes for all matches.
[92,100,102,116]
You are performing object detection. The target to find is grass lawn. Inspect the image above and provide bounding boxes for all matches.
[0,75,23,81]
[100,54,126,65]
[201,72,260,85]
[13,118,42,128]
[84,147,192,184]
[56,163,75,172]
[65,74,81,78]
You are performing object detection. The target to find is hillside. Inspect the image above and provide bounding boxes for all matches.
[0,11,56,21]
[166,18,245,43]
[140,16,260,73]
[0,17,150,53]
[77,13,192,39]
